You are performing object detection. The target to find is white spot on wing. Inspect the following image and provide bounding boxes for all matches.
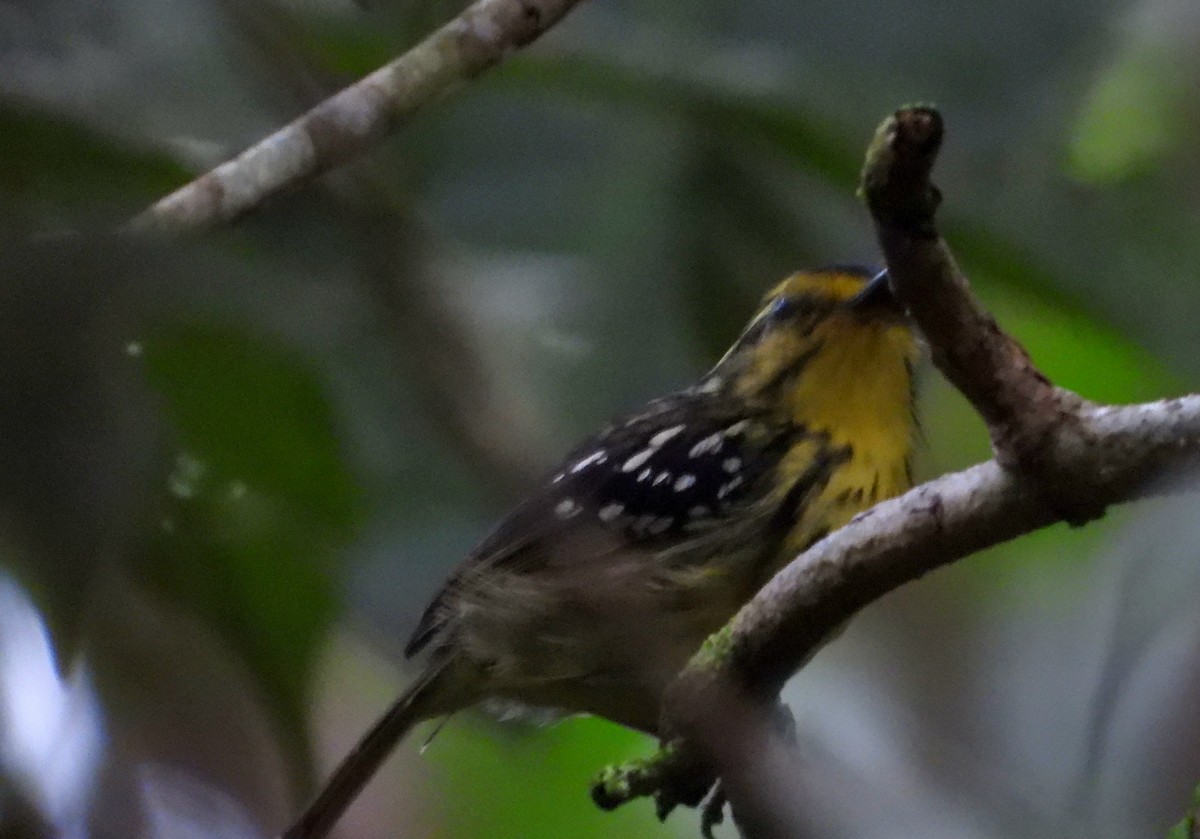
[722,457,741,473]
[555,498,582,519]
[688,506,710,519]
[571,450,608,473]
[621,449,655,473]
[649,517,673,535]
[689,434,723,458]
[724,420,750,437]
[695,376,722,394]
[653,471,671,486]
[599,503,624,523]
[637,467,652,482]
[633,514,657,534]
[674,474,696,492]
[649,425,685,448]
[718,476,743,499]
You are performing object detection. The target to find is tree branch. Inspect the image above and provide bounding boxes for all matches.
[130,0,586,234]
[684,398,1200,704]
[593,106,1200,835]
[859,108,1099,517]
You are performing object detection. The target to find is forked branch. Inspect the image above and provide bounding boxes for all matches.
[592,107,1200,837]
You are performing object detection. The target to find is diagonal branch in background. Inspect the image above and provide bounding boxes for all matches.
[206,0,550,495]
[592,107,1200,836]
[349,203,550,495]
[130,0,587,234]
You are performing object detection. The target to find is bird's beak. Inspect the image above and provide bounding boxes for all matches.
[849,269,901,313]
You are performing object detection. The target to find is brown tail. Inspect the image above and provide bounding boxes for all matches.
[281,664,454,839]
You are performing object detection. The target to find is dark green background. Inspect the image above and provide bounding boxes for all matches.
[1,1,1198,837]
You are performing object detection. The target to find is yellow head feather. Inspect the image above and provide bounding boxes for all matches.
[712,267,920,543]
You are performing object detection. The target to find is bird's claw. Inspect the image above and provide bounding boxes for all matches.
[591,739,715,824]
[699,781,728,838]
[591,703,797,836]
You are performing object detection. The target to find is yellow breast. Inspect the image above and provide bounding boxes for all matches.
[771,319,917,557]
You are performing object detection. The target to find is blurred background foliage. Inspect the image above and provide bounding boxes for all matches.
[1,0,1199,837]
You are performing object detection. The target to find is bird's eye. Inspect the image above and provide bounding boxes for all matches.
[767,296,796,319]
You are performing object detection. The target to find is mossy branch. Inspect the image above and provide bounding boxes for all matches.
[590,106,1200,837]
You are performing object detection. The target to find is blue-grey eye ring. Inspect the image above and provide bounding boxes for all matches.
[768,296,795,318]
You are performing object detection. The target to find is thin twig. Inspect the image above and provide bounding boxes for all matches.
[130,0,587,234]
[860,108,1098,515]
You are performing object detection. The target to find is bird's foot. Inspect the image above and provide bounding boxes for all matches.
[591,739,714,821]
[590,703,797,836]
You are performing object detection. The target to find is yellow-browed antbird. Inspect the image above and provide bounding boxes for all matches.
[284,266,918,839]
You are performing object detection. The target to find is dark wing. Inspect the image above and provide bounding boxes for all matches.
[404,391,800,657]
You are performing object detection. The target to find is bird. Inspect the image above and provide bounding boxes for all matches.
[282,265,919,839]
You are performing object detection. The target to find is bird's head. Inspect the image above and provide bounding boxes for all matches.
[706,266,919,444]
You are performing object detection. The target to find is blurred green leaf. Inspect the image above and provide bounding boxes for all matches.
[985,278,1181,405]
[1069,47,1189,184]
[494,54,856,188]
[239,0,453,80]
[1166,782,1200,839]
[0,101,190,223]
[921,272,1185,598]
[433,716,663,839]
[921,270,1183,481]
[492,54,1119,329]
[143,326,359,523]
[1167,818,1191,839]
[139,325,362,771]
[271,16,1126,342]
[289,15,396,76]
